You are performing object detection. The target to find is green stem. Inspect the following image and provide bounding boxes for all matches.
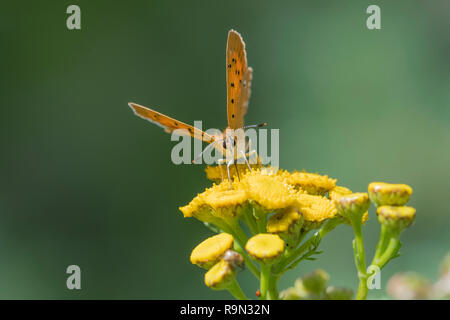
[260,264,271,300]
[275,235,313,273]
[243,209,258,235]
[253,207,267,234]
[218,219,260,279]
[356,276,368,300]
[268,274,279,300]
[234,242,260,279]
[374,237,401,269]
[351,219,368,300]
[372,224,389,262]
[227,278,248,300]
[274,218,341,274]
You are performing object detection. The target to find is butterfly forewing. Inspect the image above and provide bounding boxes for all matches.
[226,30,248,129]
[128,102,214,143]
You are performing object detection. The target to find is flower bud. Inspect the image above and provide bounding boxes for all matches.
[377,206,415,233]
[329,186,369,224]
[279,287,301,300]
[432,254,450,299]
[325,286,354,300]
[301,269,329,296]
[204,260,236,290]
[336,193,370,222]
[387,272,431,300]
[190,233,234,269]
[368,182,413,207]
[245,233,285,264]
[328,186,352,202]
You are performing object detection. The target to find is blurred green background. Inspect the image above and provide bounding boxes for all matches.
[0,0,449,299]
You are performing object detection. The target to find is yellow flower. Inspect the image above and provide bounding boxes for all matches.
[280,170,337,195]
[205,164,260,183]
[377,205,416,232]
[235,169,297,212]
[368,182,413,207]
[190,233,234,269]
[296,193,338,222]
[267,206,303,234]
[245,233,285,263]
[335,193,370,222]
[267,206,304,248]
[179,182,229,222]
[203,189,248,219]
[204,260,236,290]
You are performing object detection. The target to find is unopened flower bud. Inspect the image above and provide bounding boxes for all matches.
[432,254,450,299]
[328,186,352,202]
[279,287,301,300]
[368,182,413,207]
[336,193,370,222]
[377,206,415,233]
[204,260,236,290]
[329,187,369,224]
[325,286,354,300]
[190,233,234,269]
[301,269,329,296]
[245,233,285,264]
[387,272,431,300]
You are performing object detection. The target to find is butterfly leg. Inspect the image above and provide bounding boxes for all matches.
[240,150,252,171]
[217,158,226,183]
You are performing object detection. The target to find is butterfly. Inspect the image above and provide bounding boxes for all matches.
[128,30,264,185]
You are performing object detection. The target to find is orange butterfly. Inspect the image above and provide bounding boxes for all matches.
[128,30,264,184]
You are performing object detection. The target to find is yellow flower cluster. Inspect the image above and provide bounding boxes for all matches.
[183,166,415,298]
[180,168,340,228]
[279,170,337,195]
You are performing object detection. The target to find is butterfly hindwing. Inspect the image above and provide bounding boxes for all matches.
[236,67,253,122]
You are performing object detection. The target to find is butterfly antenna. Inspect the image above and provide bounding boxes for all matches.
[243,122,267,130]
